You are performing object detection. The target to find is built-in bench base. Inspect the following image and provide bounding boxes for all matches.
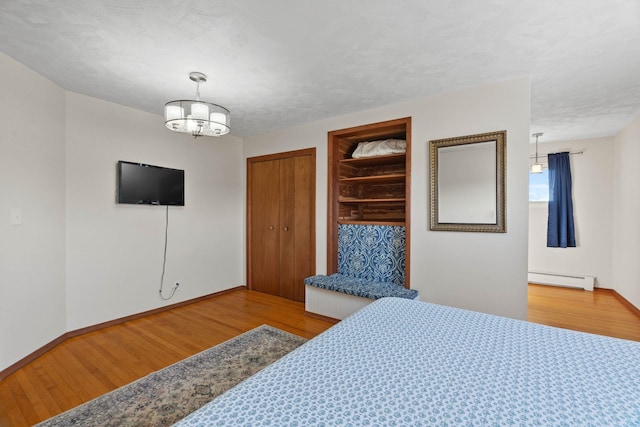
[306,285,375,320]
[304,274,419,320]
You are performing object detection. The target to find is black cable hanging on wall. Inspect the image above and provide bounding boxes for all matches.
[159,205,179,300]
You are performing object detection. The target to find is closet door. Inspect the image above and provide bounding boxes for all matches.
[278,157,296,299]
[247,149,315,302]
[279,155,314,301]
[248,158,281,296]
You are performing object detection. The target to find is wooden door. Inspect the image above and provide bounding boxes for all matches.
[247,149,315,302]
[279,154,314,301]
[248,159,281,296]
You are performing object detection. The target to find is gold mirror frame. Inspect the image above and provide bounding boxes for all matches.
[429,130,506,232]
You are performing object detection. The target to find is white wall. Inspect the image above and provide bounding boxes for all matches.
[65,92,244,330]
[0,52,244,372]
[0,54,529,371]
[613,115,640,309]
[0,53,67,370]
[528,137,614,288]
[244,78,531,320]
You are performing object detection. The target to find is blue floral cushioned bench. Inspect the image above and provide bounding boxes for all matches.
[305,224,418,300]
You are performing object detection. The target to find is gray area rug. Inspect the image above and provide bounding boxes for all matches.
[36,325,307,427]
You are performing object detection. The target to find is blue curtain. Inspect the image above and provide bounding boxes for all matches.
[547,152,576,248]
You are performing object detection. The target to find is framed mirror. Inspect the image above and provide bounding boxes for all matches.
[429,130,506,232]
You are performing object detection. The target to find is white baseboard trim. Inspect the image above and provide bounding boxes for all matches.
[528,271,595,291]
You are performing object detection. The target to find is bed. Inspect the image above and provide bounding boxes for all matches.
[175,297,640,426]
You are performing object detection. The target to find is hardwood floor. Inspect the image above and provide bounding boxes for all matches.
[1,285,639,427]
[528,284,640,341]
[0,290,335,427]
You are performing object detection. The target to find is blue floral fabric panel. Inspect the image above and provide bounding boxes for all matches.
[304,274,418,300]
[337,224,406,286]
[175,298,640,426]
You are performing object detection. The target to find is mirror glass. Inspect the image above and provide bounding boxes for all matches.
[430,130,506,232]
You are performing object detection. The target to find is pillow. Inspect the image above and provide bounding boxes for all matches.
[351,139,406,158]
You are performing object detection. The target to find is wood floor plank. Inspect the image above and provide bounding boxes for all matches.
[11,370,53,425]
[34,353,84,414]
[1,286,638,427]
[50,344,113,400]
[0,376,29,426]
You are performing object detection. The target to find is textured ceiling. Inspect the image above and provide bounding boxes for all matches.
[0,0,638,141]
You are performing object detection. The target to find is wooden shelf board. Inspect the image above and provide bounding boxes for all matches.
[339,174,406,184]
[337,220,406,226]
[339,153,406,167]
[338,197,405,203]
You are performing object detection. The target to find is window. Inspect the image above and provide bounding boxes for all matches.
[529,169,549,202]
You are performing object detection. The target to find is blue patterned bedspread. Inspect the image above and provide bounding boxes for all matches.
[174,298,640,426]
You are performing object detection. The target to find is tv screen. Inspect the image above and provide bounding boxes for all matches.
[117,161,184,206]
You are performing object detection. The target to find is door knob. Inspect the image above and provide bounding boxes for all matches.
[283,226,289,231]
[269,225,275,230]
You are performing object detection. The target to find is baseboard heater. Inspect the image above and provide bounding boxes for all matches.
[528,271,595,291]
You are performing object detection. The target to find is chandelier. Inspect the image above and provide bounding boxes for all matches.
[164,72,230,138]
[530,132,544,173]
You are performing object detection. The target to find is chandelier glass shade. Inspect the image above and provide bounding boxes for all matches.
[164,72,230,138]
[530,163,543,174]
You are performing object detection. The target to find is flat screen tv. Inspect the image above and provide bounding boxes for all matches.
[117,161,184,206]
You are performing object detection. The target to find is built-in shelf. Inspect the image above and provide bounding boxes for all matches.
[327,117,412,286]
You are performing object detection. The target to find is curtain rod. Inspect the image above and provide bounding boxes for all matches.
[529,150,583,159]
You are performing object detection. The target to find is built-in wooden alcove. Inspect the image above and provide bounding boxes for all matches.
[327,117,411,287]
